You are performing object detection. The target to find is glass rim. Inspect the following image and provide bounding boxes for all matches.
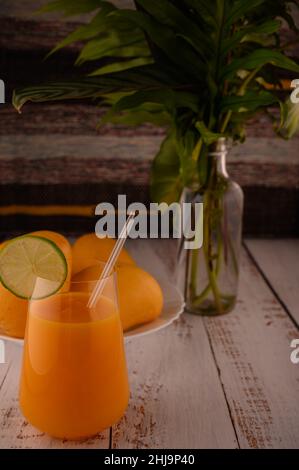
[70,273,116,285]
[28,268,116,301]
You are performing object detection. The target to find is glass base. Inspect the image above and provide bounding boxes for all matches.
[185,295,237,317]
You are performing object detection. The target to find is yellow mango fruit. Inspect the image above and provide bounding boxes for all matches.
[72,264,163,332]
[71,233,135,276]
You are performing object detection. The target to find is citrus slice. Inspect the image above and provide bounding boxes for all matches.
[0,235,68,299]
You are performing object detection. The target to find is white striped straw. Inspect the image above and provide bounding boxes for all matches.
[87,212,135,308]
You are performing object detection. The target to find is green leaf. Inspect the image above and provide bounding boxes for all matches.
[183,0,217,25]
[113,9,205,79]
[220,90,278,113]
[100,103,170,127]
[222,20,281,55]
[195,121,224,145]
[13,80,110,111]
[225,0,267,27]
[222,49,299,80]
[135,0,212,57]
[197,143,209,188]
[90,57,153,76]
[176,128,199,187]
[38,0,106,16]
[150,130,183,204]
[76,32,149,64]
[12,66,172,111]
[47,4,117,56]
[114,89,199,113]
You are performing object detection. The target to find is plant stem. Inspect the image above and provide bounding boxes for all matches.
[203,245,223,314]
[193,283,212,306]
[203,190,224,314]
[227,232,239,276]
[220,110,232,133]
[192,137,203,162]
[220,66,263,134]
[190,247,200,297]
[191,230,223,308]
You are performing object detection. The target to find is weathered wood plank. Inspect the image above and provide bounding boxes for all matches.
[245,239,299,326]
[0,342,110,449]
[0,135,298,188]
[112,240,238,449]
[113,316,238,449]
[0,103,165,137]
[1,102,295,140]
[203,249,299,449]
[0,17,82,52]
[0,135,158,186]
[0,103,162,137]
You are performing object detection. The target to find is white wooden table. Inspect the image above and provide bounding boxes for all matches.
[1,239,299,449]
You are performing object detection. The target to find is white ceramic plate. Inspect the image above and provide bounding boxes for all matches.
[0,280,185,346]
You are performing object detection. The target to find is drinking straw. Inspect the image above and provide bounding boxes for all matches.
[87,212,135,308]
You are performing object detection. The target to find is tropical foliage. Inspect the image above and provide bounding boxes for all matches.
[13,0,299,203]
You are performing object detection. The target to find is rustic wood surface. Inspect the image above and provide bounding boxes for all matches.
[246,240,299,326]
[0,135,298,188]
[0,239,298,449]
[204,248,299,449]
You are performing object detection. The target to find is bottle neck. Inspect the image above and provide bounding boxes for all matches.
[215,152,228,177]
[209,139,228,178]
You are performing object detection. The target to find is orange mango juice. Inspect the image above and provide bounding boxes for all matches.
[19,292,129,439]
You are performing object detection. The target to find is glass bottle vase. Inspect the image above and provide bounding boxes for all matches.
[184,139,244,316]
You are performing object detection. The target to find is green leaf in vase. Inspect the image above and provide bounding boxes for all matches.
[225,0,268,27]
[222,49,299,80]
[100,102,171,127]
[135,0,213,57]
[90,57,154,76]
[150,130,183,204]
[38,0,106,16]
[76,30,149,65]
[195,121,224,145]
[113,90,200,114]
[13,66,176,111]
[221,20,281,55]
[46,4,117,56]
[114,9,206,79]
[220,90,278,113]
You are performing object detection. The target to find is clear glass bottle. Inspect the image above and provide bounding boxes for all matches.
[184,138,244,316]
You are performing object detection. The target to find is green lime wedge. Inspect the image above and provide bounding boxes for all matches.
[0,235,67,299]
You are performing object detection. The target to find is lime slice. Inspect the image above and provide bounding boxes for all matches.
[0,235,67,299]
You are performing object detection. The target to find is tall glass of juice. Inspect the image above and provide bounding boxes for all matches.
[19,268,129,440]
